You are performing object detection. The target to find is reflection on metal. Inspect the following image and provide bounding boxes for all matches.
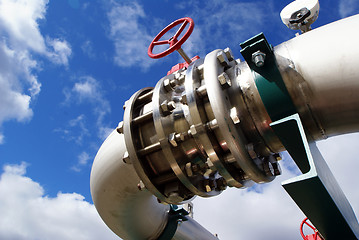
[271,114,359,239]
[90,8,359,240]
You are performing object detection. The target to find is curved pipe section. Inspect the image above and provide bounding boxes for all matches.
[90,130,169,239]
[90,130,217,240]
[90,14,359,240]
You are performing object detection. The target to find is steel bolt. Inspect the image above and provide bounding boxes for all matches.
[196,85,207,98]
[223,47,234,61]
[167,101,176,111]
[180,94,187,104]
[137,180,145,191]
[123,151,131,164]
[123,100,129,110]
[175,72,185,83]
[189,125,197,137]
[218,72,231,89]
[161,100,176,115]
[230,107,240,124]
[252,51,266,67]
[163,78,177,92]
[185,162,193,177]
[217,51,230,67]
[169,133,178,147]
[116,121,124,134]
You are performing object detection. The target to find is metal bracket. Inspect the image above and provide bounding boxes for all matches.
[157,205,189,240]
[240,33,296,121]
[270,114,359,240]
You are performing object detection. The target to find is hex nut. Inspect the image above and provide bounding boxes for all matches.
[175,133,185,142]
[180,94,187,104]
[167,101,176,111]
[123,151,131,164]
[168,133,178,147]
[137,180,145,191]
[116,121,124,134]
[218,72,232,89]
[123,100,129,110]
[163,78,176,92]
[230,107,240,124]
[224,47,234,61]
[252,51,266,67]
[175,72,185,83]
[196,85,207,98]
[189,125,197,136]
[216,51,230,67]
[185,162,193,177]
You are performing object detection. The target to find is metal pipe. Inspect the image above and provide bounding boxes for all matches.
[90,130,217,239]
[275,14,359,142]
[91,14,359,240]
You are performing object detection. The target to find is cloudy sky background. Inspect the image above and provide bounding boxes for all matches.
[0,0,358,239]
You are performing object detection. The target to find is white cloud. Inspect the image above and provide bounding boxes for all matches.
[71,151,91,172]
[81,40,95,59]
[0,0,47,53]
[179,0,272,57]
[0,0,72,140]
[0,162,118,240]
[0,41,36,128]
[339,0,359,18]
[62,76,112,142]
[47,38,72,66]
[107,1,155,69]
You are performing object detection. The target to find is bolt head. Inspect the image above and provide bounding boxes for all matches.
[189,125,197,136]
[123,100,129,110]
[123,151,131,164]
[218,72,231,89]
[230,107,240,124]
[168,133,178,147]
[167,101,176,111]
[163,78,176,92]
[217,51,230,67]
[116,121,124,134]
[137,180,145,191]
[180,94,187,104]
[175,133,185,142]
[160,100,170,114]
[224,47,234,61]
[252,51,266,67]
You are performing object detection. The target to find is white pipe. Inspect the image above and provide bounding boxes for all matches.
[90,130,217,239]
[90,130,168,239]
[275,14,359,140]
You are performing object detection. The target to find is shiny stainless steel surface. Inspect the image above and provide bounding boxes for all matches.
[90,131,169,239]
[91,13,359,240]
[275,14,359,142]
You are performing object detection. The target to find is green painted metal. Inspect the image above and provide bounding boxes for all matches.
[157,205,189,240]
[271,114,359,240]
[240,33,296,121]
[240,33,359,239]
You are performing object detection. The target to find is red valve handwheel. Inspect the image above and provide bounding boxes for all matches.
[148,17,194,59]
[300,218,323,240]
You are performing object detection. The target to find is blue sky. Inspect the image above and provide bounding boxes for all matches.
[0,0,358,239]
